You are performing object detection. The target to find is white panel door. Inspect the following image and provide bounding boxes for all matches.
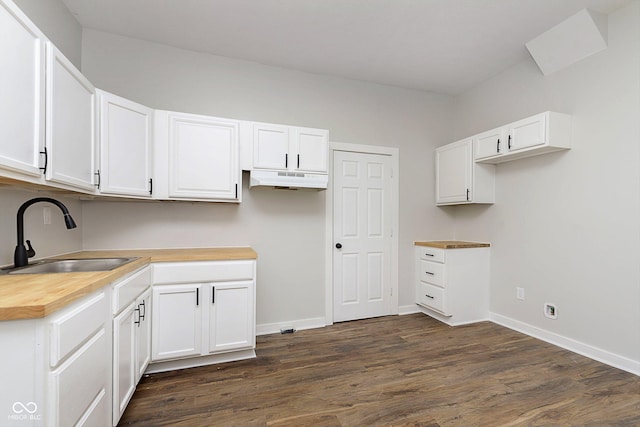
[252,122,289,170]
[151,284,202,361]
[98,90,153,197]
[113,303,136,425]
[45,42,96,191]
[135,289,151,381]
[208,281,255,353]
[474,127,506,160]
[508,113,546,152]
[435,138,472,204]
[333,151,392,322]
[0,0,45,178]
[168,113,240,200]
[292,127,328,173]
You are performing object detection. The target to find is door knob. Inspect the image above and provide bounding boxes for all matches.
[335,243,342,249]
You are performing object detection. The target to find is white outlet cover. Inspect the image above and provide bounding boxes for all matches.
[516,287,525,300]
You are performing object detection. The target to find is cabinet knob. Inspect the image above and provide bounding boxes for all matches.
[335,243,342,249]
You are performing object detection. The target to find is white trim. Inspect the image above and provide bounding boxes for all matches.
[398,304,421,315]
[490,312,640,376]
[256,317,327,336]
[325,141,400,325]
[146,349,256,373]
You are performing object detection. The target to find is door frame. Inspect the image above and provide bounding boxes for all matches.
[325,142,399,325]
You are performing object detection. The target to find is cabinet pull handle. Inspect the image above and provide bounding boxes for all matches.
[424,253,434,257]
[39,147,48,174]
[134,306,141,326]
[425,294,435,299]
[425,271,435,276]
[297,154,300,169]
[94,170,101,188]
[235,183,238,199]
[149,178,153,195]
[466,188,470,201]
[285,153,288,168]
[196,288,199,306]
[212,287,215,304]
[496,138,500,153]
[139,300,146,320]
[508,134,512,150]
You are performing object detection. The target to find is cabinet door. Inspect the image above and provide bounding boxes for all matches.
[508,113,546,152]
[45,42,96,191]
[151,284,202,361]
[0,1,45,178]
[252,123,289,170]
[135,289,152,381]
[292,127,328,173]
[49,329,110,427]
[474,127,506,160]
[168,113,240,200]
[98,90,153,197]
[208,281,255,353]
[435,138,472,204]
[113,302,136,425]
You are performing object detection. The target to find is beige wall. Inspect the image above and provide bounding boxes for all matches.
[79,29,456,327]
[451,3,640,362]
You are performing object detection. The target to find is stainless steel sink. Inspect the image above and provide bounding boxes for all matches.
[7,257,138,275]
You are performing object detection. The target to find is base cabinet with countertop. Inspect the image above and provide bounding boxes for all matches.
[415,241,490,326]
[112,266,151,426]
[149,259,257,373]
[0,287,112,427]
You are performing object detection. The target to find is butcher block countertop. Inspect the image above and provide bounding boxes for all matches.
[0,247,257,321]
[414,240,490,249]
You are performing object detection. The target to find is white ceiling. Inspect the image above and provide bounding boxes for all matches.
[61,0,631,95]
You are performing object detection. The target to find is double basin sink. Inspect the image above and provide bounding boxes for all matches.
[3,257,138,275]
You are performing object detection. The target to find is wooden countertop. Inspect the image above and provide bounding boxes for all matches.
[414,240,490,249]
[0,247,257,321]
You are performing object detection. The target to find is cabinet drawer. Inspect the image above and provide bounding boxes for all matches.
[418,247,445,263]
[419,260,445,287]
[49,328,109,427]
[153,260,255,284]
[50,291,107,367]
[113,266,151,314]
[417,282,447,314]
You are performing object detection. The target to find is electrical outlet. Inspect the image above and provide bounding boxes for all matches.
[43,207,51,225]
[544,303,557,319]
[516,287,525,300]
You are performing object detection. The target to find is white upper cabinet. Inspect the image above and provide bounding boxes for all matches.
[97,90,153,197]
[436,138,495,206]
[154,111,241,202]
[0,0,45,180]
[45,42,97,192]
[252,123,289,170]
[293,126,329,173]
[250,122,329,173]
[474,111,571,164]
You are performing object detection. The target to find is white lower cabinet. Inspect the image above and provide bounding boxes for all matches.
[112,266,151,426]
[415,244,490,326]
[150,260,256,372]
[0,287,112,427]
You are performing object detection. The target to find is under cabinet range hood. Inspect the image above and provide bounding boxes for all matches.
[249,170,328,190]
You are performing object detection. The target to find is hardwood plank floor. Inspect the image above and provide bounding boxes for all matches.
[118,314,640,426]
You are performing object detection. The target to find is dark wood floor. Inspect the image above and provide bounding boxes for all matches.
[118,314,640,426]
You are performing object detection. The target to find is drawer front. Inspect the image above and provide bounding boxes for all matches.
[417,282,448,314]
[113,266,151,314]
[418,247,445,263]
[50,291,107,367]
[50,328,109,427]
[420,260,445,287]
[153,260,255,284]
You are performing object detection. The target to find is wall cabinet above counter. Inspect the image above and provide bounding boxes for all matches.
[435,111,572,206]
[0,0,330,200]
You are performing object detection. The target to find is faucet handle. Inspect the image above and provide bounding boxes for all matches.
[25,240,36,258]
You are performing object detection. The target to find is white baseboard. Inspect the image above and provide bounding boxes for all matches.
[146,349,256,374]
[398,304,421,315]
[490,312,640,376]
[256,316,327,336]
